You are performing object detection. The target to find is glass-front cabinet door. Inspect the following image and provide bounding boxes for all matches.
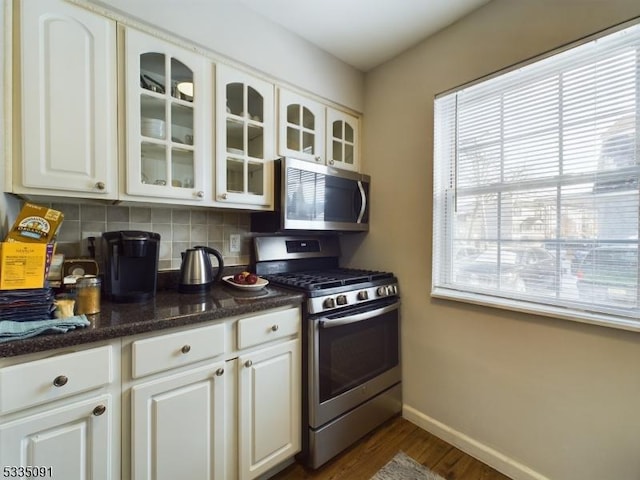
[277,88,325,164]
[124,27,210,202]
[326,109,360,172]
[215,65,274,208]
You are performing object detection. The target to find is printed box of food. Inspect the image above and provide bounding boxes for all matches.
[0,242,55,290]
[5,203,64,244]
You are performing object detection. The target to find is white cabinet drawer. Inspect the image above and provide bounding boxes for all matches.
[237,308,300,350]
[131,323,226,379]
[0,345,113,415]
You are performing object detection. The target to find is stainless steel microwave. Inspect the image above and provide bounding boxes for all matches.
[251,157,370,233]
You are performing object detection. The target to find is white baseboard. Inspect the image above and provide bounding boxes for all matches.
[402,404,550,480]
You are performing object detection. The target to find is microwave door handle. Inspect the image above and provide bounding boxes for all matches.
[318,302,399,328]
[356,181,366,223]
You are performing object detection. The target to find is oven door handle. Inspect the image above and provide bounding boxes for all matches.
[318,302,399,328]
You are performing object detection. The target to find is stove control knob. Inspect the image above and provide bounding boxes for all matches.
[376,286,388,297]
[323,297,336,309]
[336,294,348,306]
[357,290,369,301]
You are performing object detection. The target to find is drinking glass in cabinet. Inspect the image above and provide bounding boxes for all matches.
[171,148,194,188]
[141,143,167,185]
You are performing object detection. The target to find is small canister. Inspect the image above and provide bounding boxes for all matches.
[75,275,101,315]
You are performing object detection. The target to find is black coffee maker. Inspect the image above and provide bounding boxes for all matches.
[102,231,160,303]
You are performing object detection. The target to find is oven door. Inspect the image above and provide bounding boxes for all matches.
[308,298,400,428]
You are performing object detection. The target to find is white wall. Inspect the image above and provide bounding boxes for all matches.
[343,1,640,479]
[87,0,365,112]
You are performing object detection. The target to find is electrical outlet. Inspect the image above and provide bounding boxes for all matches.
[229,234,241,253]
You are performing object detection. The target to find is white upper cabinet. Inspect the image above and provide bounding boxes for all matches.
[326,109,360,172]
[122,27,211,203]
[17,0,118,199]
[277,89,325,164]
[215,65,274,209]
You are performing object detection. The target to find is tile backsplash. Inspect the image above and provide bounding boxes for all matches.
[49,202,252,270]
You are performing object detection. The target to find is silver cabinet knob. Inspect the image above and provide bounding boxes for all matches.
[271,324,279,332]
[328,159,335,165]
[196,190,204,198]
[95,181,105,190]
[181,345,191,354]
[53,375,68,387]
[92,404,106,416]
[315,156,321,162]
[244,360,253,368]
[221,193,228,200]
[215,368,224,376]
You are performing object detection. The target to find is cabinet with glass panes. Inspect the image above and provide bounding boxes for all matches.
[123,27,211,203]
[214,64,274,209]
[278,88,360,172]
[325,108,360,172]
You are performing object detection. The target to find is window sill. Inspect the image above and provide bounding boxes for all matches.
[431,287,640,333]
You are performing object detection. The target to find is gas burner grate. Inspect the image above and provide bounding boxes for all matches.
[265,268,394,291]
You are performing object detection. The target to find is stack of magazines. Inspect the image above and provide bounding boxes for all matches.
[0,288,55,322]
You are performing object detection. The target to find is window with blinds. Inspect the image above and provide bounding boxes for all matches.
[432,21,640,330]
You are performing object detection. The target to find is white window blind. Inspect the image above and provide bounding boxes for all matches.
[432,21,640,330]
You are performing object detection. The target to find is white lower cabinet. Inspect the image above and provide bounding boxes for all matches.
[124,306,301,480]
[238,338,301,480]
[0,395,116,480]
[0,341,121,480]
[131,362,227,480]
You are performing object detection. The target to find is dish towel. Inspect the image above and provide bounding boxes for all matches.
[0,315,90,343]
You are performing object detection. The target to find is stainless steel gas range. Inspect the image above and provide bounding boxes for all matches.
[254,235,402,469]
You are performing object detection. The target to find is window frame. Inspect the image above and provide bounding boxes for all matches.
[431,18,640,332]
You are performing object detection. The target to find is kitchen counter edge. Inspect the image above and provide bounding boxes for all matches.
[0,285,305,358]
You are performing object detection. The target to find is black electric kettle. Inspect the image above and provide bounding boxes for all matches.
[178,246,224,293]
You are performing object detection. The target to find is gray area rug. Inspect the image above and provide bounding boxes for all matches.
[371,451,446,480]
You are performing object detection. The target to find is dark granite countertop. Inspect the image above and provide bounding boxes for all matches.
[0,283,304,358]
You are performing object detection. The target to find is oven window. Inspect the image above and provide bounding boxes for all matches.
[318,309,398,403]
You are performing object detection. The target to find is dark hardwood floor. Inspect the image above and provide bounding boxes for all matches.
[269,416,512,480]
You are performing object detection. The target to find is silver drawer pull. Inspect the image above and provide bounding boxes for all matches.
[215,368,224,376]
[92,404,106,416]
[244,360,253,368]
[53,375,68,387]
[271,324,279,332]
[181,345,191,354]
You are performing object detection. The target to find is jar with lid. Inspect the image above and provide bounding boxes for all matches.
[75,275,101,315]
